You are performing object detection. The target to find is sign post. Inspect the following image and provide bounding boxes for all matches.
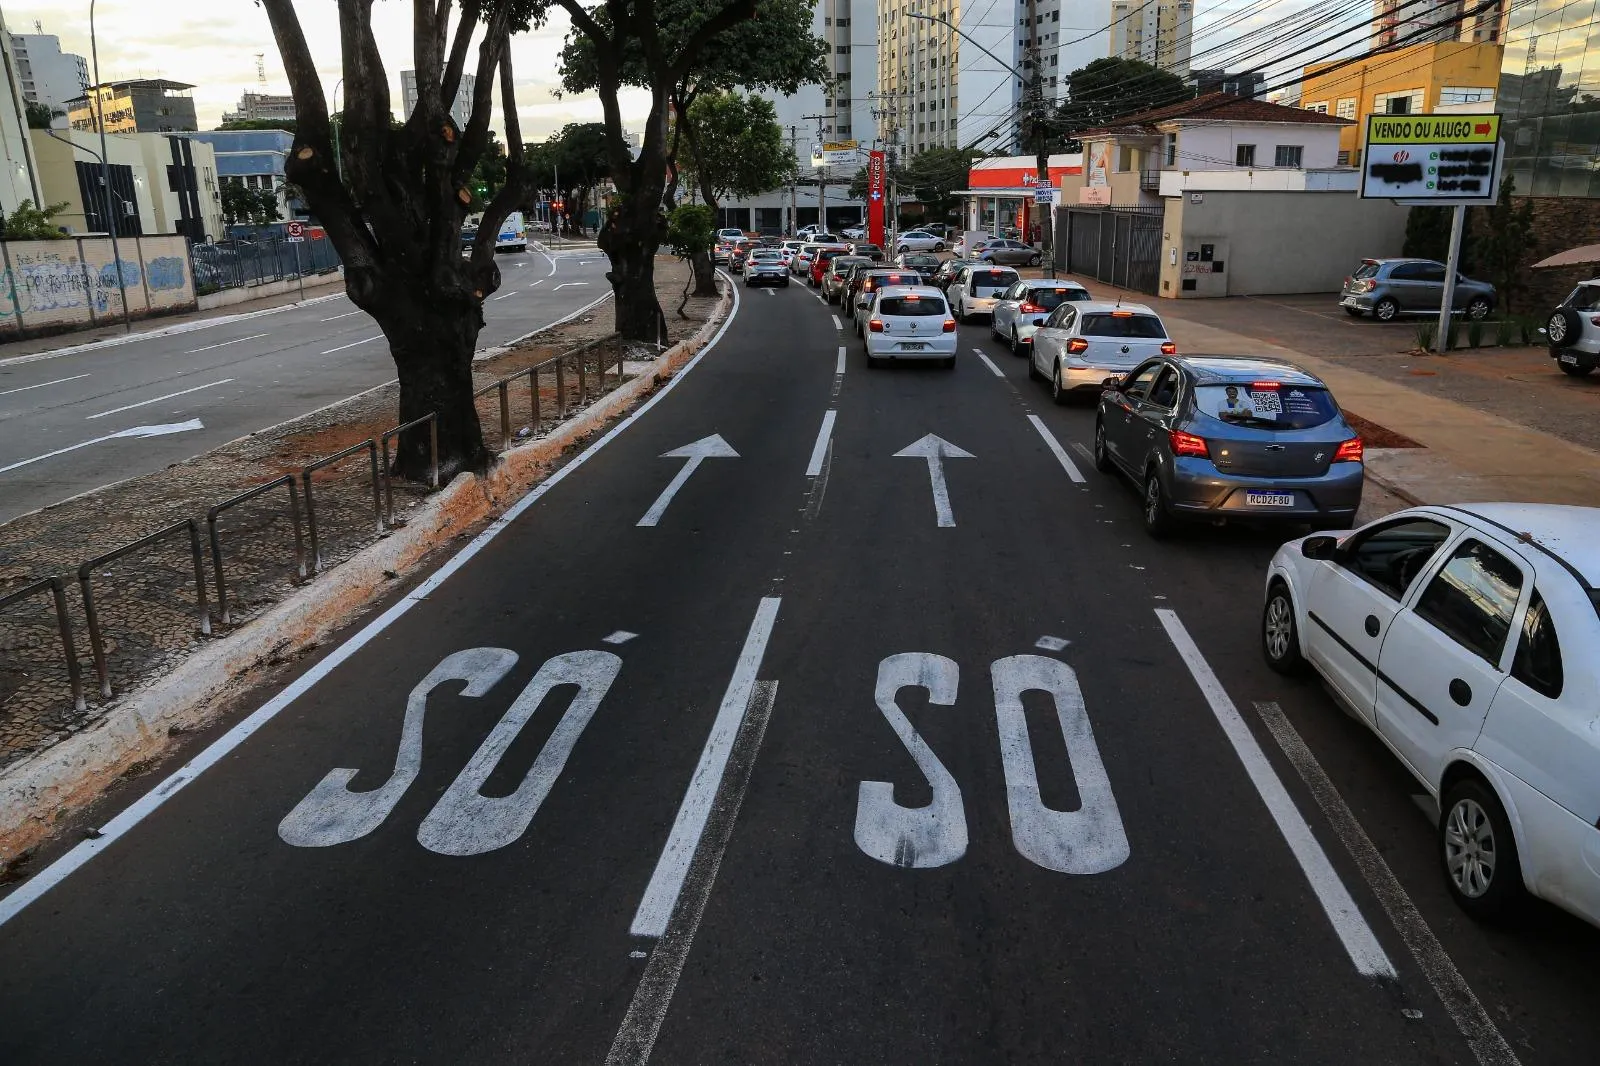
[285,220,306,301]
[1033,182,1055,278]
[867,150,887,250]
[1360,114,1502,355]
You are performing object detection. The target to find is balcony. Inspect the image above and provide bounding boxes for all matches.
[1139,169,1161,192]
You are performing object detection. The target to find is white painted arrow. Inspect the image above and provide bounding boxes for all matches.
[894,433,974,528]
[0,419,205,475]
[637,433,739,527]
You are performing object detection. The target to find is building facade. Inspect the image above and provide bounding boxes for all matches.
[0,13,43,214]
[1498,0,1600,198]
[222,91,297,124]
[1373,0,1506,49]
[1109,0,1194,75]
[8,32,88,115]
[401,70,476,128]
[187,128,302,221]
[30,129,223,240]
[67,80,198,134]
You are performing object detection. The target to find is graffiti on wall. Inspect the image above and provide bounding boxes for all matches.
[146,257,185,291]
[0,236,194,332]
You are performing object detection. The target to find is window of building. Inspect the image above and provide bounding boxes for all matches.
[1438,86,1494,106]
[1336,98,1357,119]
[837,17,850,25]
[1337,150,1350,165]
[1304,101,1328,114]
[1376,88,1423,115]
[836,44,849,53]
[1274,145,1303,168]
[1235,144,1255,166]
[1165,132,1177,166]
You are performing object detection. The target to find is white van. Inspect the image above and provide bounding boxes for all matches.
[496,211,528,253]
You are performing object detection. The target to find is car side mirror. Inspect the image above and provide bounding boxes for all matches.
[1101,376,1123,390]
[1301,535,1340,560]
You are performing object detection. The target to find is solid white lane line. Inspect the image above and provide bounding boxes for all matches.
[0,373,90,396]
[1155,610,1396,980]
[972,348,1004,377]
[805,409,836,478]
[630,597,782,938]
[1026,414,1085,484]
[835,345,846,375]
[85,378,234,420]
[831,314,842,331]
[607,680,778,1066]
[1253,701,1519,1065]
[320,310,362,321]
[183,332,269,354]
[0,274,746,931]
[553,281,590,291]
[320,336,380,355]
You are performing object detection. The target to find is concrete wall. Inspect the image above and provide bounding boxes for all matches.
[1158,191,1408,298]
[0,234,195,337]
[1176,123,1343,171]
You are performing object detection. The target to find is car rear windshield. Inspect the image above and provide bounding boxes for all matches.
[868,273,919,287]
[1352,261,1380,280]
[1081,313,1165,338]
[1195,383,1339,430]
[1024,287,1089,310]
[970,270,1017,294]
[831,257,868,273]
[879,296,948,317]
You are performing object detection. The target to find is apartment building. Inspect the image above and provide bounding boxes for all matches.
[8,31,88,115]
[222,91,297,125]
[67,80,198,134]
[1109,0,1194,76]
[1373,0,1506,49]
[401,70,477,128]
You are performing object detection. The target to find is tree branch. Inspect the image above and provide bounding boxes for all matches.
[453,1,513,184]
[668,0,758,84]
[439,0,481,116]
[474,39,528,266]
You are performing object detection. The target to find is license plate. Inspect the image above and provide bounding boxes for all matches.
[900,342,927,351]
[1246,491,1296,508]
[1560,353,1578,364]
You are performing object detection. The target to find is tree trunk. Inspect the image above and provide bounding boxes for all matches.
[372,289,491,481]
[599,183,667,343]
[691,250,716,297]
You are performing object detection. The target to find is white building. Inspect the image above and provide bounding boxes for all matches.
[1109,0,1195,76]
[8,31,88,116]
[222,91,297,124]
[0,12,44,214]
[401,70,476,128]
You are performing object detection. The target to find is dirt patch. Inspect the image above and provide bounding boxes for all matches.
[1343,409,1423,449]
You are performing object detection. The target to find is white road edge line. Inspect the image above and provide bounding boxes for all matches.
[629,597,782,938]
[805,409,836,478]
[320,310,362,321]
[0,373,90,396]
[0,273,745,930]
[1026,414,1085,484]
[320,335,380,355]
[85,378,235,420]
[607,679,779,1066]
[835,345,846,375]
[1155,610,1396,980]
[184,332,269,354]
[972,348,1004,377]
[1252,701,1519,1066]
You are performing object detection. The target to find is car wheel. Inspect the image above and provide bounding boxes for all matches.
[1374,298,1400,322]
[1010,329,1024,357]
[1440,776,1524,922]
[1343,307,1364,318]
[935,242,945,252]
[1027,350,1043,381]
[1142,470,1173,538]
[1028,254,1041,267]
[1261,583,1305,675]
[955,299,966,323]
[1547,306,1582,346]
[1092,418,1113,473]
[1559,359,1595,377]
[897,246,908,255]
[1050,362,1069,404]
[1467,297,1492,320]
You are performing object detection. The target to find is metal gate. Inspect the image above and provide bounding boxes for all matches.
[1054,205,1164,295]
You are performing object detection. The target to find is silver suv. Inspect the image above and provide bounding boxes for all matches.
[1339,258,1496,322]
[1543,279,1600,376]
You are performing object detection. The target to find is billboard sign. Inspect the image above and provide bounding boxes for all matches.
[867,150,887,248]
[1360,114,1502,202]
[815,140,858,168]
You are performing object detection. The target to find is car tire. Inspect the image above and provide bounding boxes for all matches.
[955,299,966,324]
[1440,776,1524,922]
[1374,298,1400,322]
[1028,254,1041,267]
[897,246,908,255]
[935,242,945,252]
[1092,418,1113,473]
[1261,582,1305,675]
[1343,307,1364,317]
[1051,362,1070,405]
[1010,329,1024,357]
[1027,352,1043,381]
[1467,297,1492,320]
[1142,470,1173,538]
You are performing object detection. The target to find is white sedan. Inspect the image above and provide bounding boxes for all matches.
[841,225,866,240]
[863,285,957,368]
[989,279,1091,356]
[1262,502,1600,930]
[895,230,945,253]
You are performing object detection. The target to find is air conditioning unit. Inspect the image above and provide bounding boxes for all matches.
[122,199,135,216]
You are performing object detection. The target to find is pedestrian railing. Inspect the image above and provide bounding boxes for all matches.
[0,577,85,711]
[302,439,384,576]
[473,335,626,450]
[207,475,306,625]
[380,414,440,526]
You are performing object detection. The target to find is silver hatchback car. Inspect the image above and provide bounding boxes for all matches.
[1093,355,1365,537]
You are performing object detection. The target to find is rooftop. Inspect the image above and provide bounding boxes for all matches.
[1076,92,1352,137]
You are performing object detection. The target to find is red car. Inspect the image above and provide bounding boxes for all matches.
[809,246,849,287]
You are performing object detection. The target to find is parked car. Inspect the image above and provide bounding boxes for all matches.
[948,266,1021,321]
[849,242,885,262]
[1093,355,1363,536]
[823,255,872,303]
[952,236,988,258]
[1032,302,1174,403]
[1339,258,1496,322]
[895,252,943,281]
[841,225,866,240]
[971,238,1041,267]
[849,268,925,330]
[1541,278,1600,376]
[744,248,789,287]
[923,223,950,238]
[1261,502,1600,930]
[809,246,850,287]
[864,286,958,369]
[895,230,946,254]
[989,279,1093,355]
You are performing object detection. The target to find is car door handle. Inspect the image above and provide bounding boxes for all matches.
[1364,615,1380,637]
[1449,679,1471,706]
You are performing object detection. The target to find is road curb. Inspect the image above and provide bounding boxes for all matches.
[0,284,731,865]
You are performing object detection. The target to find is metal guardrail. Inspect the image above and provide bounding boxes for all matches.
[207,475,305,625]
[0,577,85,711]
[473,335,624,449]
[78,519,210,700]
[301,439,383,576]
[380,414,440,525]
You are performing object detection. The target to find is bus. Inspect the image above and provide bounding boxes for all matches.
[496,211,528,253]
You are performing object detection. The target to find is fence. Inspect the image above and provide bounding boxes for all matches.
[189,234,342,295]
[0,333,623,717]
[1054,206,1164,296]
[0,234,197,339]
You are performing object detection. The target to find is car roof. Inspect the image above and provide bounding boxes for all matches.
[1176,355,1322,385]
[1071,300,1157,315]
[877,284,945,297]
[1018,278,1089,289]
[1439,503,1600,589]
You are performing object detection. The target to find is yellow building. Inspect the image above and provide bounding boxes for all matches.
[66,79,197,135]
[1302,41,1503,166]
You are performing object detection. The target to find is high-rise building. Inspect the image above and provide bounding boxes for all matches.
[222,91,297,125]
[400,70,476,128]
[0,11,43,213]
[1373,0,1506,49]
[8,32,89,116]
[67,80,198,134]
[1109,0,1194,75]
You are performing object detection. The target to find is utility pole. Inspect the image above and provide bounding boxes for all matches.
[1027,0,1055,277]
[788,125,800,235]
[804,113,829,231]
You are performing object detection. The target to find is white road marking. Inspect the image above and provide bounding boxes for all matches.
[1253,701,1519,1065]
[1155,610,1396,979]
[0,267,746,931]
[637,434,740,527]
[184,333,269,354]
[893,433,974,528]
[553,281,590,291]
[321,310,362,321]
[1027,414,1085,484]
[1034,635,1070,651]
[0,419,204,475]
[805,410,836,478]
[320,335,380,355]
[835,346,846,375]
[630,597,782,938]
[608,679,779,1065]
[972,348,1004,377]
[603,630,639,645]
[0,373,90,396]
[831,314,842,330]
[1070,441,1095,465]
[765,288,776,296]
[85,379,234,420]
[492,290,518,300]
[528,279,544,288]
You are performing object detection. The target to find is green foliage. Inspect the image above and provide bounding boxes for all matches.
[900,147,985,223]
[216,118,298,133]
[24,102,57,130]
[1,200,69,239]
[680,91,789,207]
[1402,206,1465,262]
[1416,320,1436,351]
[1467,319,1484,348]
[1056,57,1192,146]
[1494,316,1515,346]
[219,182,283,227]
[1470,173,1536,315]
[665,203,715,259]
[470,132,509,210]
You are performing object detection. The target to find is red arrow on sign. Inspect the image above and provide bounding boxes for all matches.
[1474,123,1491,134]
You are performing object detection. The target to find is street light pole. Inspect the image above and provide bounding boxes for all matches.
[88,0,131,331]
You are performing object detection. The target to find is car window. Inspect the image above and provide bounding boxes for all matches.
[1022,287,1085,311]
[1510,590,1563,699]
[1194,383,1339,429]
[1123,363,1162,401]
[1339,517,1453,600]
[1412,539,1524,664]
[878,295,948,316]
[1415,263,1446,283]
[1353,261,1380,280]
[1387,263,1419,280]
[1146,367,1180,408]
[1080,312,1166,338]
[1565,284,1600,312]
[969,269,1018,294]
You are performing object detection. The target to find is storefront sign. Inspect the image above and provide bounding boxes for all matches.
[1360,114,1502,202]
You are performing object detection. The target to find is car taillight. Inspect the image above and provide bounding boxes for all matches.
[1067,338,1089,354]
[1333,437,1364,463]
[1160,342,1177,354]
[869,319,885,332]
[942,319,956,332]
[1170,430,1210,458]
[1590,316,1600,326]
[1019,302,1045,313]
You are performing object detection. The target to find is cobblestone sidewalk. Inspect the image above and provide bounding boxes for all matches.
[0,257,713,768]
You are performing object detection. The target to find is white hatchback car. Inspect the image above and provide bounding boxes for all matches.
[894,230,945,254]
[948,266,1021,322]
[1029,302,1174,402]
[864,286,957,368]
[1262,503,1600,929]
[989,279,1092,356]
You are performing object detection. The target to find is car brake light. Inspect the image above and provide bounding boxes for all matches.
[1067,338,1089,353]
[1111,310,1134,317]
[869,319,885,332]
[905,294,920,300]
[1170,430,1210,458]
[1160,342,1177,354]
[1250,380,1281,390]
[1333,437,1364,463]
[1590,316,1600,326]
[943,319,957,332]
[1019,302,1045,313]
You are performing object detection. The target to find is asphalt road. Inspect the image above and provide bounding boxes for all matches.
[0,245,612,524]
[0,273,1595,1064]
